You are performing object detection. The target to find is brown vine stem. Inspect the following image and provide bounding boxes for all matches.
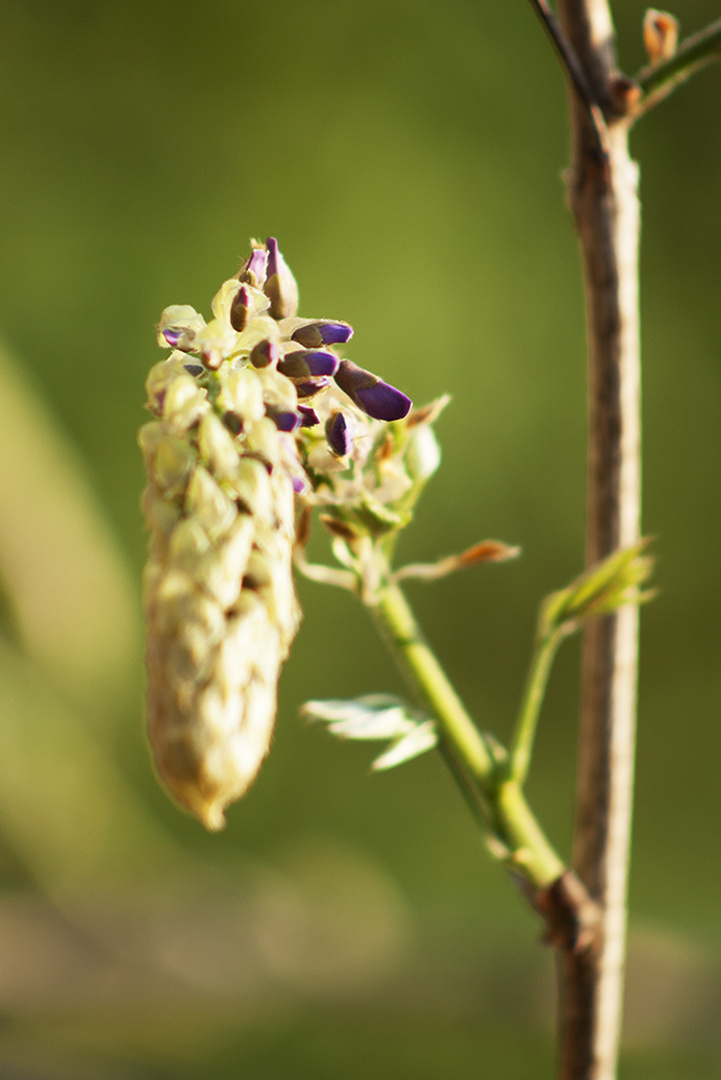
[554,2,641,1078]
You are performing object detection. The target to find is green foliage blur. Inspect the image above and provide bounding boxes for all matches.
[0,1,719,1076]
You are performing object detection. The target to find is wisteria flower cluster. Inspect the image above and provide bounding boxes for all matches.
[139,238,411,828]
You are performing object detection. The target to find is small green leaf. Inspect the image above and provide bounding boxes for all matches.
[371,721,438,770]
[302,693,438,769]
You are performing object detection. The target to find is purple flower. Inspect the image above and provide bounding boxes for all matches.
[298,405,321,427]
[294,377,332,399]
[291,321,354,348]
[264,237,299,320]
[278,350,340,379]
[333,359,412,421]
[325,410,354,457]
[163,329,182,347]
[267,407,302,433]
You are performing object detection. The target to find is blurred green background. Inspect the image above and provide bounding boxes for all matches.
[0,1,719,1077]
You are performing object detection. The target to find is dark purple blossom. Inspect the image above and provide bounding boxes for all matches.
[298,405,321,427]
[278,350,339,380]
[267,408,302,433]
[291,321,354,348]
[325,411,354,457]
[334,359,412,421]
[294,377,331,399]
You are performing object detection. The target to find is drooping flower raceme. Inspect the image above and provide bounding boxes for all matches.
[139,238,410,829]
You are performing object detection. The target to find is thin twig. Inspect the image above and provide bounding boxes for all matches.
[554,1,642,1077]
[526,0,610,152]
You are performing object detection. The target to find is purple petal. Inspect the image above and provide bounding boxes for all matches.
[333,359,412,421]
[355,381,412,421]
[163,329,182,347]
[298,405,320,427]
[325,411,354,456]
[292,474,309,494]
[291,321,354,348]
[240,247,268,285]
[184,363,204,376]
[267,408,302,433]
[278,350,339,379]
[294,377,331,399]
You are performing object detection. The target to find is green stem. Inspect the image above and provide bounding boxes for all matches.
[371,580,495,782]
[508,627,566,787]
[633,19,721,118]
[369,579,564,888]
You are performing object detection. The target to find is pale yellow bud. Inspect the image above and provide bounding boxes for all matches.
[162,373,209,435]
[184,466,237,539]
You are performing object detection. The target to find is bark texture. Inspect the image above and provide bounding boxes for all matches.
[556,3,641,1078]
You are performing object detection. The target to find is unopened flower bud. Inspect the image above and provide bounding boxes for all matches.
[294,377,332,399]
[162,374,209,435]
[250,339,280,368]
[264,237,299,319]
[239,246,268,286]
[278,349,340,380]
[325,410,354,457]
[267,407,302,433]
[157,305,207,351]
[334,359,412,421]
[291,321,354,348]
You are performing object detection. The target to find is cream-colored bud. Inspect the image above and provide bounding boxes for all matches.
[145,355,191,412]
[156,306,207,350]
[197,513,255,608]
[255,366,299,412]
[197,411,241,481]
[218,367,265,422]
[141,486,181,550]
[137,421,165,468]
[185,466,237,540]
[162,373,210,435]
[228,457,274,521]
[153,437,197,499]
[168,517,212,571]
[194,319,238,370]
[243,416,283,469]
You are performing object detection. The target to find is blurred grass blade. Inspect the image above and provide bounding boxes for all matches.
[0,635,185,903]
[0,338,139,705]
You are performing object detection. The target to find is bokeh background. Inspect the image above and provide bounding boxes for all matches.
[0,1,719,1077]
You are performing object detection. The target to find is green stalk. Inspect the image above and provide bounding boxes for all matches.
[508,626,567,787]
[369,579,564,889]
